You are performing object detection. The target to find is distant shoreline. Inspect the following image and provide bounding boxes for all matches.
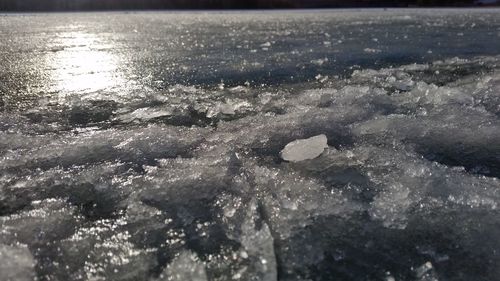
[1,0,499,13]
[2,6,500,13]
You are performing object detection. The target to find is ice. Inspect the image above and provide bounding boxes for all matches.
[235,203,277,281]
[260,42,272,48]
[159,251,207,281]
[0,199,80,245]
[0,244,36,281]
[310,57,329,66]
[0,125,208,171]
[363,48,382,53]
[414,262,439,281]
[3,55,500,280]
[53,219,157,280]
[119,107,173,122]
[415,262,433,278]
[2,11,500,280]
[280,134,328,162]
[206,101,236,117]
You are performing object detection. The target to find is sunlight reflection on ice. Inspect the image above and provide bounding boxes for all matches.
[48,31,124,97]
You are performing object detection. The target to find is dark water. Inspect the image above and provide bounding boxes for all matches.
[1,9,500,281]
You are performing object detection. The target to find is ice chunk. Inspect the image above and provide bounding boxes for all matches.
[235,200,277,281]
[160,251,207,281]
[311,57,329,66]
[315,74,329,83]
[415,261,434,279]
[280,134,328,162]
[258,92,273,104]
[260,42,272,48]
[392,79,415,91]
[0,244,35,281]
[119,107,172,122]
[364,48,382,53]
[0,199,80,245]
[206,101,235,117]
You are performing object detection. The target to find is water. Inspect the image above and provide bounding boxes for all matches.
[1,9,500,281]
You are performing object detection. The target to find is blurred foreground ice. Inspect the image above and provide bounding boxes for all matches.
[1,56,500,280]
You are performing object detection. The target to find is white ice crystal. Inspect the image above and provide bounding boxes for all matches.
[280,134,328,162]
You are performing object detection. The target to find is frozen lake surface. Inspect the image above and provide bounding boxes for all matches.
[1,9,500,281]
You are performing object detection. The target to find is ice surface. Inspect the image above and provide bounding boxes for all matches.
[280,134,328,162]
[2,10,500,281]
[0,244,36,281]
[159,251,207,281]
[2,54,500,280]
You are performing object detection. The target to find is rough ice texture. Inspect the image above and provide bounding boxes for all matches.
[2,55,500,281]
[2,11,500,281]
[280,134,328,162]
[0,244,36,281]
